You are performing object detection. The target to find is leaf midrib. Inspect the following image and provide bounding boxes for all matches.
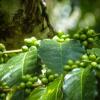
[22,52,28,76]
[55,77,62,100]
[59,43,63,71]
[80,69,84,100]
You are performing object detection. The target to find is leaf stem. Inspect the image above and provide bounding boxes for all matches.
[0,83,43,93]
[3,49,22,54]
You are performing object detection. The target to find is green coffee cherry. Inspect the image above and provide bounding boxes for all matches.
[24,37,37,47]
[89,54,96,61]
[22,76,27,82]
[48,75,54,82]
[24,38,33,46]
[31,37,37,42]
[87,30,95,37]
[39,74,46,79]
[26,81,33,88]
[25,89,31,94]
[87,38,94,43]
[26,74,31,79]
[91,62,97,67]
[73,34,80,39]
[57,38,64,42]
[30,46,37,51]
[19,82,25,89]
[46,69,52,77]
[81,54,89,60]
[41,78,48,84]
[22,74,31,82]
[67,59,74,66]
[34,40,40,46]
[75,60,80,65]
[79,62,85,67]
[72,64,78,68]
[3,54,8,58]
[80,34,87,40]
[82,41,88,47]
[32,76,38,82]
[22,45,28,52]
[64,65,71,71]
[58,31,64,37]
[54,73,59,78]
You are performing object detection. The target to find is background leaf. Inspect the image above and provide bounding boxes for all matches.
[39,39,85,73]
[27,75,63,100]
[63,68,96,100]
[0,46,37,86]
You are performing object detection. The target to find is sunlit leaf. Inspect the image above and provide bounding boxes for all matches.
[0,46,37,86]
[63,68,96,100]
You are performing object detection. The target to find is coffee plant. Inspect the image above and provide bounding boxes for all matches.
[0,28,100,100]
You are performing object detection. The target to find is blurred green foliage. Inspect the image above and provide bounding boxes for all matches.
[0,0,100,49]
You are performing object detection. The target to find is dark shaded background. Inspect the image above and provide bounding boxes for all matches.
[0,0,100,49]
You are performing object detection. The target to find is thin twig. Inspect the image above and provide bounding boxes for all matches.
[3,49,22,54]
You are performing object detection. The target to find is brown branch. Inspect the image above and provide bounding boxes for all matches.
[40,0,57,37]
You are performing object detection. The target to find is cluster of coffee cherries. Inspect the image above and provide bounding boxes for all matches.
[0,82,9,99]
[39,69,59,85]
[0,37,39,63]
[63,54,99,72]
[15,68,59,95]
[73,29,95,48]
[52,31,70,43]
[16,74,38,95]
[21,37,40,52]
[0,69,59,99]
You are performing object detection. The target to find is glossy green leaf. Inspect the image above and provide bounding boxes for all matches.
[0,46,37,86]
[39,39,85,73]
[63,68,96,100]
[27,76,63,100]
